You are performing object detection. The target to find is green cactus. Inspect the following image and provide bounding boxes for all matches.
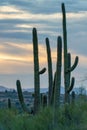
[16,28,46,114]
[46,36,62,107]
[61,3,79,103]
[71,91,75,104]
[8,98,11,109]
[33,28,40,114]
[42,94,48,107]
[33,28,46,114]
[51,72,56,105]
[40,93,43,106]
[53,36,62,127]
[16,80,30,113]
[54,36,62,108]
[46,37,53,105]
[39,67,46,74]
[66,53,75,103]
[67,77,75,94]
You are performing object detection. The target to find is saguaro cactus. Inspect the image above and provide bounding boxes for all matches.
[42,94,48,107]
[8,98,11,109]
[33,28,40,114]
[61,3,79,103]
[54,36,62,108]
[46,36,62,107]
[46,38,53,105]
[51,72,56,105]
[33,28,46,114]
[66,53,75,103]
[16,80,29,113]
[71,91,75,104]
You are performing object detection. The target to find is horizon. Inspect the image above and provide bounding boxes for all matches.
[0,0,87,89]
[0,85,86,95]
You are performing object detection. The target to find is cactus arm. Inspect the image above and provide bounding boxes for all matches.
[33,28,40,114]
[54,36,62,108]
[66,56,79,73]
[67,77,75,94]
[46,37,53,105]
[39,67,46,74]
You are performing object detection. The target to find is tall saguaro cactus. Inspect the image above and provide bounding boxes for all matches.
[46,38,53,105]
[32,28,46,113]
[53,36,62,127]
[54,36,62,108]
[33,28,40,114]
[62,3,79,103]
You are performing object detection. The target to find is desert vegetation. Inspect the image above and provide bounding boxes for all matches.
[0,3,87,130]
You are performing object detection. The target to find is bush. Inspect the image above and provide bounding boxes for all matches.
[0,101,87,130]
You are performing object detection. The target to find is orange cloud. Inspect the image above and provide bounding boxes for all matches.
[1,41,86,75]
[0,43,56,74]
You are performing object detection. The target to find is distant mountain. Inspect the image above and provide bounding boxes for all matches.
[23,87,64,93]
[0,86,15,92]
[23,88,48,93]
[22,87,76,94]
[0,86,9,92]
[0,86,86,95]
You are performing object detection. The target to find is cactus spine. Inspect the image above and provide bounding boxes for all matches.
[62,3,79,103]
[46,38,53,105]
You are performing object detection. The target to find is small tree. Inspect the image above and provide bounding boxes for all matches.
[79,85,86,95]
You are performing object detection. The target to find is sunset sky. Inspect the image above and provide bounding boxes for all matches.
[0,0,87,89]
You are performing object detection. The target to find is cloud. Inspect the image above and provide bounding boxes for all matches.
[0,3,87,44]
[0,40,61,75]
[0,5,21,13]
[0,4,87,21]
[0,0,87,88]
[0,43,43,74]
[0,6,87,21]
[6,0,87,15]
[0,2,87,41]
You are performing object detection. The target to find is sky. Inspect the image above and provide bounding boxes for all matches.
[0,0,87,90]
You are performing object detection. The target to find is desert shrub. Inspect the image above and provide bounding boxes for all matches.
[0,102,87,130]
